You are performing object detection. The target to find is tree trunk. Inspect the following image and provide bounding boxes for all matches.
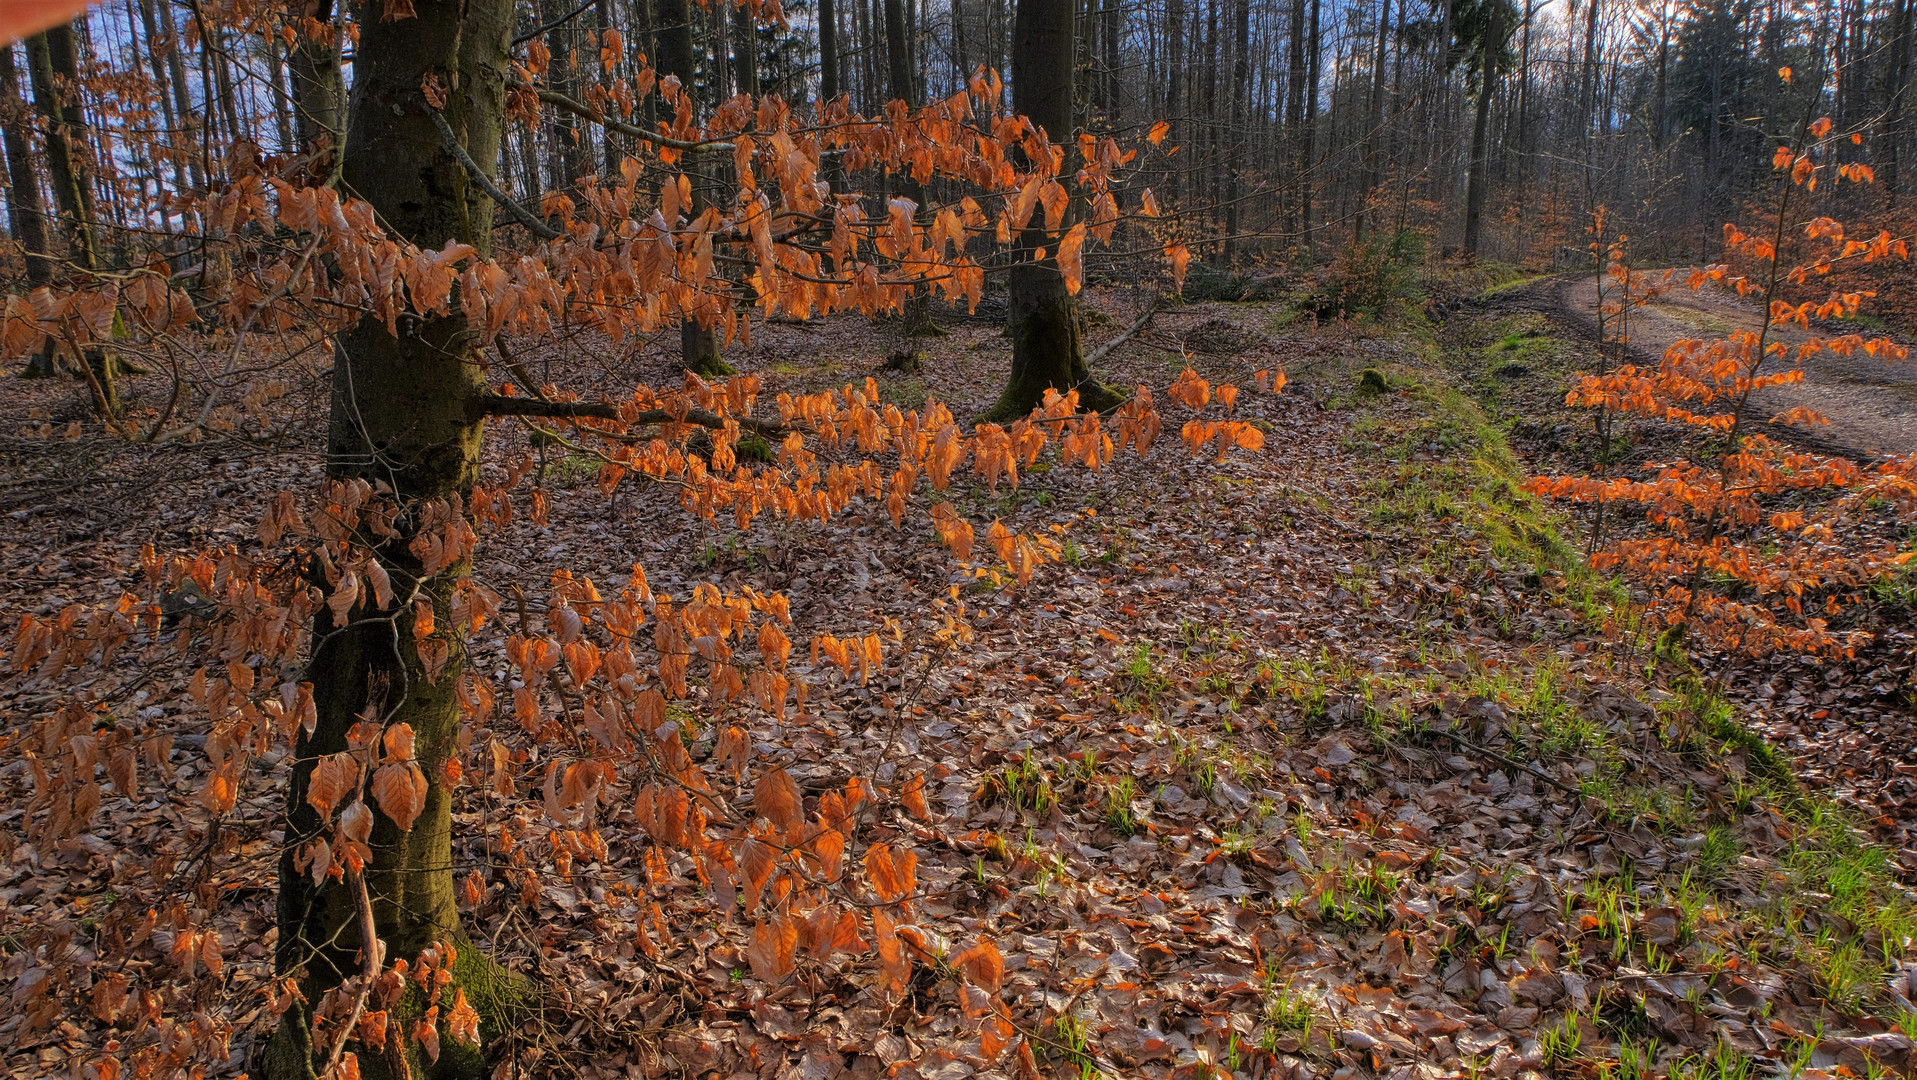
[150,0,204,195]
[26,24,116,416]
[543,0,588,187]
[600,0,624,175]
[884,0,915,103]
[1354,0,1389,243]
[210,25,245,162]
[655,0,732,374]
[1100,0,1120,116]
[289,0,345,184]
[820,0,841,102]
[266,3,529,1076]
[885,0,935,334]
[854,0,873,109]
[1299,0,1320,257]
[1283,0,1305,240]
[952,0,969,88]
[0,43,54,376]
[1885,0,1912,202]
[1165,0,1182,200]
[1462,20,1501,258]
[987,0,1121,421]
[1224,0,1248,263]
[734,2,760,97]
[132,0,191,201]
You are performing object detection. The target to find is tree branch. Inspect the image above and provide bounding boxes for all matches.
[1085,297,1161,367]
[426,106,562,241]
[319,865,384,1080]
[471,393,790,436]
[525,83,735,153]
[512,0,597,45]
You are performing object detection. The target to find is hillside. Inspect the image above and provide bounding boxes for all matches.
[6,283,1916,1079]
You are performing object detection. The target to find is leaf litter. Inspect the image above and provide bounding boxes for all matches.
[1,290,1914,1080]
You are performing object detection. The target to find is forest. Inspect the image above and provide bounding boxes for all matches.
[7,0,1917,1079]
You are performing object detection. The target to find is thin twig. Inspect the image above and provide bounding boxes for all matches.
[427,107,562,241]
[320,865,385,1080]
[1084,298,1161,367]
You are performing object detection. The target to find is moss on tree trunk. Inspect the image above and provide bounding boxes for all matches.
[984,260,1123,421]
[683,318,734,376]
[985,0,1122,422]
[267,3,531,1077]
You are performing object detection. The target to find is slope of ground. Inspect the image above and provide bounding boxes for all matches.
[1472,275,1917,874]
[2,289,1915,1080]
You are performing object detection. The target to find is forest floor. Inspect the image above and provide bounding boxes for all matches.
[3,278,1917,1080]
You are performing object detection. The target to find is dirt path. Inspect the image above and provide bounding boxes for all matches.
[1546,273,1917,459]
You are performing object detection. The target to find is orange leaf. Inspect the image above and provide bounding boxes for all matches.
[746,916,798,982]
[952,939,1004,991]
[382,722,417,763]
[446,989,481,1046]
[900,771,932,821]
[754,767,803,833]
[415,1006,441,1063]
[306,753,360,820]
[873,908,911,999]
[1058,223,1087,295]
[372,761,428,832]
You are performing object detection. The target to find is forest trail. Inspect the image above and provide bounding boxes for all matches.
[1545,272,1917,459]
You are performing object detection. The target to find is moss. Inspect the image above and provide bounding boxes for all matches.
[737,435,774,463]
[1357,368,1391,395]
[681,322,734,377]
[264,940,533,1080]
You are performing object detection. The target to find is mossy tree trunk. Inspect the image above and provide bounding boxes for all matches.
[1461,1,1505,259]
[985,0,1121,421]
[268,3,528,1078]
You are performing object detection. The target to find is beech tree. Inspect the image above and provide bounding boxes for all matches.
[1529,112,1917,656]
[986,0,1123,419]
[0,3,1239,1078]
[263,1,518,1074]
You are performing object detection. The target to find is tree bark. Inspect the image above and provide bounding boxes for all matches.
[26,24,116,415]
[289,0,346,183]
[1885,0,1913,201]
[1462,15,1501,257]
[543,0,589,187]
[884,0,915,103]
[1164,0,1182,201]
[820,0,841,102]
[733,0,759,97]
[1224,0,1248,262]
[0,43,54,376]
[986,0,1121,421]
[655,0,732,374]
[267,3,529,1077]
[600,0,623,175]
[1353,0,1390,243]
[1300,0,1320,256]
[150,0,204,194]
[1283,0,1305,240]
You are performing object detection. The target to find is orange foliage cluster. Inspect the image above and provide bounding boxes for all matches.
[4,350,1276,1073]
[1528,120,1917,657]
[0,56,1187,415]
